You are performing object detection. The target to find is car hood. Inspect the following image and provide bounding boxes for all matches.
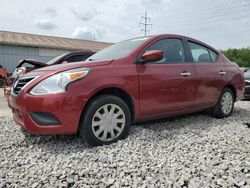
[22,60,113,77]
[16,59,48,68]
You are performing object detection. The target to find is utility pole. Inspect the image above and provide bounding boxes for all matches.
[139,11,152,36]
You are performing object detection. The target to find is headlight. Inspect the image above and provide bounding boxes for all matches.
[30,68,90,95]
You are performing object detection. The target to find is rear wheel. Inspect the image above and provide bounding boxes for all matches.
[211,88,234,118]
[79,95,131,146]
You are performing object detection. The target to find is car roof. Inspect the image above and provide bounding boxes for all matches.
[147,34,219,53]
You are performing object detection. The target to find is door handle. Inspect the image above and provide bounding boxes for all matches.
[180,72,191,77]
[219,71,226,75]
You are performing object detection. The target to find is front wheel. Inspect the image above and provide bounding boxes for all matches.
[79,95,131,146]
[211,88,235,118]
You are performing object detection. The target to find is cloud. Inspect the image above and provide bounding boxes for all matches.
[0,0,249,48]
[72,27,95,40]
[35,19,57,30]
[44,8,57,17]
[71,26,106,41]
[71,7,96,21]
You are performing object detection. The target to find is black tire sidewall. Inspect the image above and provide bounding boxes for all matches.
[213,88,234,118]
[79,95,131,146]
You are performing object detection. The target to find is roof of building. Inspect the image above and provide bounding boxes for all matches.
[0,31,111,52]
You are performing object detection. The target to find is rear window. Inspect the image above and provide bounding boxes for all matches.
[47,53,67,65]
[188,42,211,63]
[65,55,88,63]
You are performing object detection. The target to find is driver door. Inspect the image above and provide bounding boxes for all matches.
[137,38,196,115]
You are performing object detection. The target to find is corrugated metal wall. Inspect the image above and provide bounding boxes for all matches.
[0,44,70,73]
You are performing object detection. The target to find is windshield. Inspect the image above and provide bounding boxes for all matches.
[47,53,67,65]
[86,36,150,61]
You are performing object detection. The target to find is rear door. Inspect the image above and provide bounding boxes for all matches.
[187,41,226,106]
[137,38,196,115]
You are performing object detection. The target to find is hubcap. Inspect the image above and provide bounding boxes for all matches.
[91,104,125,142]
[221,91,233,115]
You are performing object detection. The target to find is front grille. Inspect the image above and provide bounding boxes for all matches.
[13,77,35,95]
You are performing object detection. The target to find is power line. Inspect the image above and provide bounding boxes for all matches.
[139,11,152,36]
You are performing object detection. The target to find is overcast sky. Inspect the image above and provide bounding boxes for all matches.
[0,0,249,49]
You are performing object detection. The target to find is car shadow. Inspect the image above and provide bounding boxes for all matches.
[241,99,250,101]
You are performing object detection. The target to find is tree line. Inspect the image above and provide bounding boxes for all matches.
[221,47,250,67]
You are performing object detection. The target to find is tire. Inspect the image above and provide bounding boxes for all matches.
[211,88,235,118]
[79,95,131,146]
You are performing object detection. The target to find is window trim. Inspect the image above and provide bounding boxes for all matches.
[208,48,218,63]
[136,37,189,64]
[186,39,219,64]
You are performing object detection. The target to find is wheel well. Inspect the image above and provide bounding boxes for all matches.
[224,85,236,101]
[82,88,135,122]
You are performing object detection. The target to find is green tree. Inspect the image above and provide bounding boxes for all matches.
[221,47,250,67]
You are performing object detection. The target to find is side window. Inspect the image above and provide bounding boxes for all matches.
[146,38,185,63]
[188,42,211,63]
[65,55,86,63]
[82,54,92,61]
[209,49,218,62]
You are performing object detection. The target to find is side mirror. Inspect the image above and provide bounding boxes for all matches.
[140,50,164,63]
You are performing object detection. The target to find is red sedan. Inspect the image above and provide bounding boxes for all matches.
[9,34,244,146]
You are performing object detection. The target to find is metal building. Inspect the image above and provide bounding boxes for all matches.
[0,31,111,73]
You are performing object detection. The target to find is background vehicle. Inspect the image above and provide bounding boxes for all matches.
[9,34,244,146]
[4,51,94,101]
[243,68,250,99]
[0,64,8,87]
[11,51,94,80]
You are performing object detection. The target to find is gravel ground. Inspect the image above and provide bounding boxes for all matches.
[0,93,250,187]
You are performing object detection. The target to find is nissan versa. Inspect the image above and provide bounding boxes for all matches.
[9,34,244,146]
